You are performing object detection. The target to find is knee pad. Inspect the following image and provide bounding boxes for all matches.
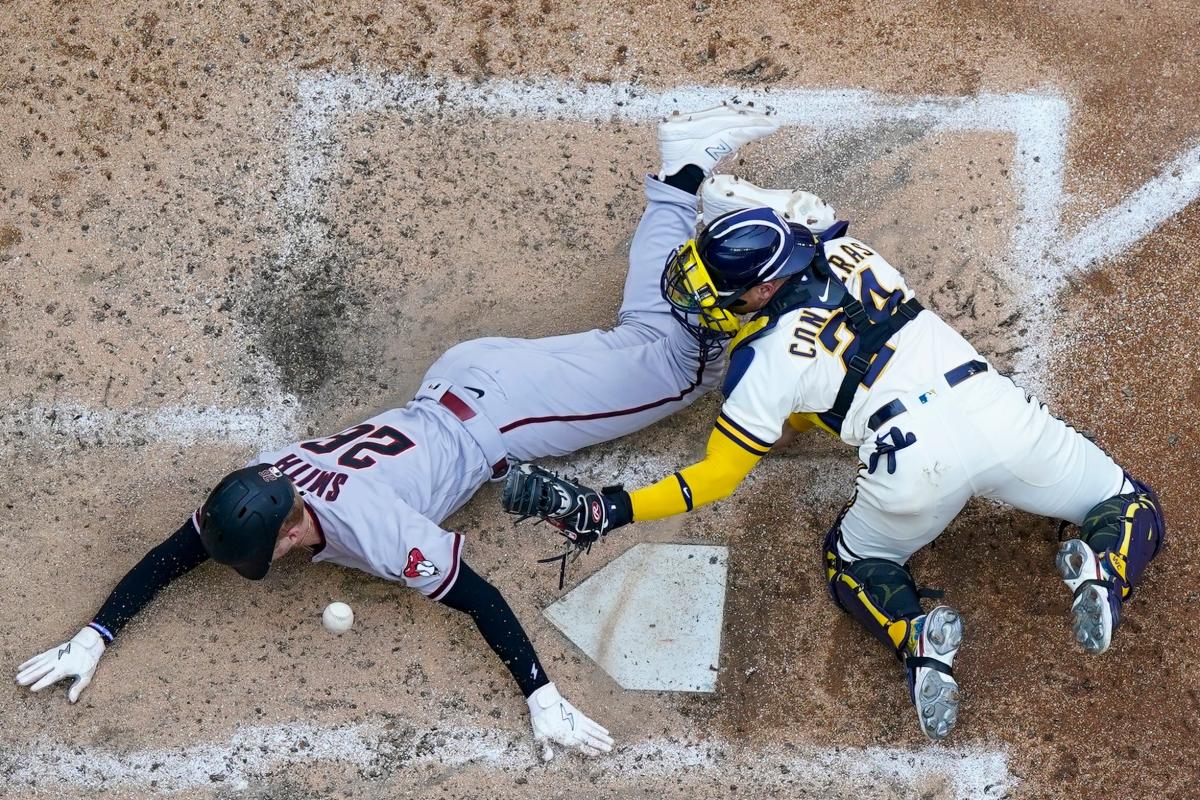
[1079,475,1165,598]
[825,533,923,654]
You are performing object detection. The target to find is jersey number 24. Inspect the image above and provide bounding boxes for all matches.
[818,268,905,389]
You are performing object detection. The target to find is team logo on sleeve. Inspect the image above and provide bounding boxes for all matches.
[403,548,440,578]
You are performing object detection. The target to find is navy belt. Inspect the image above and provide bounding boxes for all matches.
[866,360,988,431]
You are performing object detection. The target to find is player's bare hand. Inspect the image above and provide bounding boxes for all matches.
[527,682,614,760]
[15,626,106,703]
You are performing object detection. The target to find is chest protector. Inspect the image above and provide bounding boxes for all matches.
[728,225,923,430]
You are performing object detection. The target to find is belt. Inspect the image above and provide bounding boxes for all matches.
[437,390,510,479]
[866,360,988,431]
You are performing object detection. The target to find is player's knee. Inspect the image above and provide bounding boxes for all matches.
[1078,475,1165,595]
[824,524,922,654]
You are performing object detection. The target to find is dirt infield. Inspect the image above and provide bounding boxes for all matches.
[2,2,1199,798]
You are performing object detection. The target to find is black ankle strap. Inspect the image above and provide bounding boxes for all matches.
[906,655,953,676]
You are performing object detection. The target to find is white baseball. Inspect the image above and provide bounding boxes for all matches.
[321,601,354,634]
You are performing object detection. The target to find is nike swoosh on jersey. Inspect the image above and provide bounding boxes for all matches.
[818,279,832,302]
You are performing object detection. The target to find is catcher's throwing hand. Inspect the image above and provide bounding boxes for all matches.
[16,626,107,703]
[501,463,633,545]
[527,682,614,760]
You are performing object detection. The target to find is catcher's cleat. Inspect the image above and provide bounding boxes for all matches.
[1057,538,1120,655]
[657,104,778,181]
[1057,479,1165,655]
[905,605,963,741]
[700,174,838,232]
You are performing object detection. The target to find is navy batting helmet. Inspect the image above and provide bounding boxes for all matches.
[198,464,296,580]
[661,206,819,340]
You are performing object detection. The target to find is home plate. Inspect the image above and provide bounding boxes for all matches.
[544,543,728,692]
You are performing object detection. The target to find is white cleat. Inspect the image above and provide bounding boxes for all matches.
[1056,538,1118,655]
[700,174,839,231]
[906,605,963,741]
[657,103,779,180]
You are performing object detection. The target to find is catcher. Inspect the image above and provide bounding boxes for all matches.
[14,104,781,758]
[502,182,1166,740]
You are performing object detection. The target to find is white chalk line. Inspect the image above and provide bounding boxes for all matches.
[1,720,1013,798]
[0,398,299,454]
[1054,140,1200,270]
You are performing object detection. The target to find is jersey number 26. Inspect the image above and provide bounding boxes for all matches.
[300,424,416,469]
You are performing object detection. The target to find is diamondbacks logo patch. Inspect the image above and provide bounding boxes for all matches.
[403,547,440,579]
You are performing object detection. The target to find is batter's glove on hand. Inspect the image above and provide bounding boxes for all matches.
[527,682,615,760]
[16,626,107,703]
[501,463,633,546]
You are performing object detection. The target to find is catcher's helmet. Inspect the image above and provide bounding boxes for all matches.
[661,206,819,340]
[198,464,296,580]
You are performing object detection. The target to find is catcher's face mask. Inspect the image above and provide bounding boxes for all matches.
[661,240,743,337]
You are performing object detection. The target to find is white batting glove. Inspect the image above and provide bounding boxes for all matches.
[527,682,614,760]
[15,626,107,703]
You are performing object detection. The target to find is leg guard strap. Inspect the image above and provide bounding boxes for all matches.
[905,655,953,677]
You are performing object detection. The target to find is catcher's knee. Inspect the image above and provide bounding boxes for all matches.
[1077,475,1165,597]
[824,525,923,655]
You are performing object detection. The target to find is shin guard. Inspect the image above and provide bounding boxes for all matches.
[1079,476,1165,599]
[825,528,923,655]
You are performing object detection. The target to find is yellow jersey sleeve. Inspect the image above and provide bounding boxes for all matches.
[628,416,768,521]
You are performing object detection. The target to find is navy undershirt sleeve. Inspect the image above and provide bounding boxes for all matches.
[88,518,210,642]
[437,560,550,697]
[662,164,705,195]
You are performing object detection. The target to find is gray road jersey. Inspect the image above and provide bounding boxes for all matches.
[252,401,491,598]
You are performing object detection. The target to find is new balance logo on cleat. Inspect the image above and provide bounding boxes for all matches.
[704,141,733,159]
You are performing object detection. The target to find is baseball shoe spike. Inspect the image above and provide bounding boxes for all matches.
[700,174,838,232]
[1056,538,1119,655]
[906,605,963,741]
[657,104,778,180]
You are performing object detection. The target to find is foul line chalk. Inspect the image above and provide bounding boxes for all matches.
[1053,140,1200,271]
[1,720,1014,798]
[0,399,299,454]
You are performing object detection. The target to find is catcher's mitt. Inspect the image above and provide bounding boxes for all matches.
[502,463,633,588]
[501,463,613,546]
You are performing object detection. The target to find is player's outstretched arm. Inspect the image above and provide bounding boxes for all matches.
[501,422,764,542]
[15,518,210,702]
[438,560,614,760]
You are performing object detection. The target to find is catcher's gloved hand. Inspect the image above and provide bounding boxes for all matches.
[527,682,614,760]
[16,626,107,703]
[501,463,633,545]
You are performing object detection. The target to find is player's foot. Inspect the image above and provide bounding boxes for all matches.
[657,104,778,180]
[1057,538,1121,655]
[905,605,963,741]
[700,174,838,231]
